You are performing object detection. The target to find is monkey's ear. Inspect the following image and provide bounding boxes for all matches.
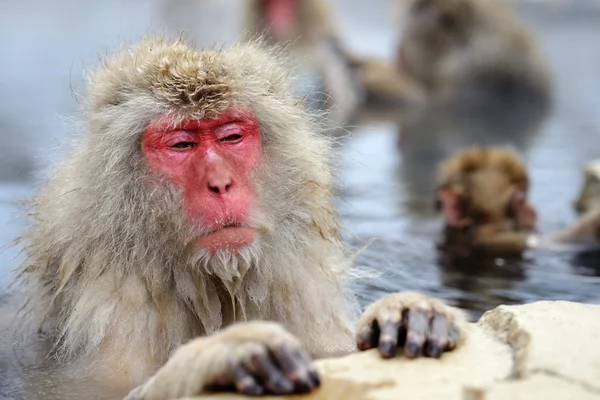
[507,188,538,231]
[436,187,472,228]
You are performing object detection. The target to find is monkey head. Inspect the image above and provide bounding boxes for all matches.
[257,0,303,40]
[32,37,342,285]
[435,148,537,252]
[251,0,332,45]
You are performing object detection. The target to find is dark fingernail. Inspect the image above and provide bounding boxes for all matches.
[290,370,316,394]
[268,376,294,394]
[426,342,443,358]
[240,383,264,396]
[405,341,422,358]
[357,338,370,351]
[294,378,314,394]
[310,369,321,387]
[357,329,376,351]
[379,340,397,359]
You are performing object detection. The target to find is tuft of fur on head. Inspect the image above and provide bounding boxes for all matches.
[15,36,358,368]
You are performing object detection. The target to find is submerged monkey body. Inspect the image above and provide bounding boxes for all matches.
[10,37,465,399]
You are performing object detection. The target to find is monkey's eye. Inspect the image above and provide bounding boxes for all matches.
[218,134,243,143]
[170,142,197,149]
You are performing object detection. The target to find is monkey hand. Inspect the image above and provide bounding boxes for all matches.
[356,292,466,359]
[126,321,320,400]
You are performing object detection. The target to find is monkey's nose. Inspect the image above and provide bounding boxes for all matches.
[208,177,232,195]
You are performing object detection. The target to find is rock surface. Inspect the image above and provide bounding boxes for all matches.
[187,301,600,400]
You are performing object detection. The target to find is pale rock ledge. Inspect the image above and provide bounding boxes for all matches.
[187,301,600,400]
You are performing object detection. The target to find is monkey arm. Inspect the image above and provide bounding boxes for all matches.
[554,207,600,245]
[473,232,537,253]
[124,322,320,399]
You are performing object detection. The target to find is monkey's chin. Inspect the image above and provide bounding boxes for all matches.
[197,227,256,254]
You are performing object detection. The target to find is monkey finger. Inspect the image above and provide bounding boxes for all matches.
[269,345,319,393]
[295,348,321,388]
[356,321,379,351]
[232,364,264,396]
[404,307,431,358]
[425,313,449,358]
[244,350,294,395]
[377,318,401,359]
[356,324,379,351]
[288,348,321,393]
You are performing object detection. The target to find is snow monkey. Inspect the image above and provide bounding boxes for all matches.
[396,0,552,108]
[245,0,424,121]
[436,148,538,254]
[435,148,600,254]
[7,37,466,399]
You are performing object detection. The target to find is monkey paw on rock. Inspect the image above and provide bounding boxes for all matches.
[127,322,319,399]
[357,292,466,359]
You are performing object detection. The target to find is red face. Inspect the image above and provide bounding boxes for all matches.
[261,0,300,37]
[142,108,262,254]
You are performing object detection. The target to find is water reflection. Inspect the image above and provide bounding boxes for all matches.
[438,252,528,316]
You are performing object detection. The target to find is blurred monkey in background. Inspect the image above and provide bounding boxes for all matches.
[436,147,600,254]
[396,0,552,110]
[245,0,424,124]
[435,148,537,255]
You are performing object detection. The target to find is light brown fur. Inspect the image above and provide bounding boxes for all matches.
[436,148,535,253]
[9,36,466,399]
[245,0,364,124]
[397,0,551,106]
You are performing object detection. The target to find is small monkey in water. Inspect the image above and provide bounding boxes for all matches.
[436,148,537,254]
[1,37,466,400]
[436,148,600,254]
[396,0,552,108]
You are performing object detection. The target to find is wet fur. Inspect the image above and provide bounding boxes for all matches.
[15,37,359,381]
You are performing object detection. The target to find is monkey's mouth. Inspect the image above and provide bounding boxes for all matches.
[197,224,256,253]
